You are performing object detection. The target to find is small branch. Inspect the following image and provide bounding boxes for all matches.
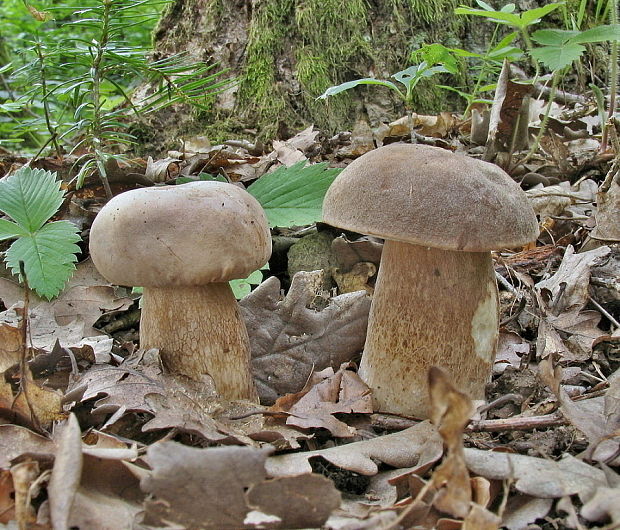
[467,411,567,432]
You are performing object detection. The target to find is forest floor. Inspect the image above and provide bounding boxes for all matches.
[0,90,619,529]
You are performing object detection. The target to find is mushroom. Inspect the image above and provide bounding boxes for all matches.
[89,181,271,402]
[322,143,538,418]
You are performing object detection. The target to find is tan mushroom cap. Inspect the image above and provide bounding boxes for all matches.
[89,181,271,287]
[323,143,539,251]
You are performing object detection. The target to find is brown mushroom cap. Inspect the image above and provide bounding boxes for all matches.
[89,181,271,287]
[323,143,538,251]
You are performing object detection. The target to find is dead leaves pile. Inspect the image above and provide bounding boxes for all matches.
[0,104,619,528]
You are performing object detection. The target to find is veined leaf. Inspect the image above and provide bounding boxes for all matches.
[247,161,341,228]
[0,167,64,232]
[5,221,81,300]
[0,219,28,241]
[530,43,585,70]
[0,167,81,299]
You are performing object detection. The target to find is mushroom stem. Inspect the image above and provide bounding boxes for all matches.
[358,240,499,418]
[140,283,258,402]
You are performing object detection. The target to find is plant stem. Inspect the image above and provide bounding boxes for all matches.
[34,42,63,160]
[601,0,618,152]
[90,0,114,199]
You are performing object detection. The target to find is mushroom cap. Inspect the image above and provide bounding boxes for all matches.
[89,181,271,287]
[323,143,539,252]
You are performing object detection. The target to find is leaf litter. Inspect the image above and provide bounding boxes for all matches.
[0,101,619,528]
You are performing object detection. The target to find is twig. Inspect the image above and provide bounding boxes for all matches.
[370,411,568,433]
[510,65,588,106]
[467,411,567,432]
[589,295,620,330]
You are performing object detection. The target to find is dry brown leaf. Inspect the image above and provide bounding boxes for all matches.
[464,448,606,501]
[48,414,82,529]
[536,245,610,314]
[0,259,132,339]
[142,441,340,529]
[592,173,620,241]
[0,470,15,523]
[494,331,528,374]
[581,484,620,524]
[462,503,501,530]
[241,271,371,403]
[144,155,181,182]
[266,420,443,477]
[526,180,596,221]
[63,452,143,529]
[270,364,372,438]
[0,425,54,469]
[0,322,21,373]
[501,495,553,530]
[428,366,474,519]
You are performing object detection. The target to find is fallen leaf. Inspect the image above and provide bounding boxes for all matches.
[428,366,474,519]
[240,271,371,403]
[142,441,340,529]
[536,245,611,314]
[48,414,82,529]
[464,449,607,500]
[266,420,443,477]
[0,425,54,469]
[501,495,553,530]
[271,364,372,438]
[592,172,620,241]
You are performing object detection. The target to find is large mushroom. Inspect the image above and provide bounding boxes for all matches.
[323,143,538,418]
[89,181,271,402]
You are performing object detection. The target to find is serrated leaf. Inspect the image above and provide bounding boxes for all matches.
[570,24,620,44]
[0,219,28,241]
[247,162,341,228]
[0,167,64,232]
[532,29,577,46]
[530,43,585,70]
[5,221,81,299]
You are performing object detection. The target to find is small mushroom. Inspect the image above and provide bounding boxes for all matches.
[323,143,538,418]
[89,181,271,402]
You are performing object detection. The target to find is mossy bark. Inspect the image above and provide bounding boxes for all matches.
[151,0,471,141]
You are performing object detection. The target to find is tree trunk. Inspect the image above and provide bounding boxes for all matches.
[150,0,472,141]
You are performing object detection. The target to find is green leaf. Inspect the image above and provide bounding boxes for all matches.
[519,4,563,28]
[5,221,81,299]
[318,78,403,100]
[230,268,265,299]
[570,24,620,44]
[247,161,341,228]
[0,219,29,241]
[530,43,585,70]
[531,29,577,46]
[0,167,64,232]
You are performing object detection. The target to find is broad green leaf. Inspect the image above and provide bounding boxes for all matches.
[247,161,341,228]
[531,29,577,46]
[4,221,81,300]
[0,219,28,241]
[570,24,620,44]
[318,78,402,100]
[417,44,460,74]
[519,4,563,28]
[530,43,585,70]
[0,167,64,232]
[454,7,522,26]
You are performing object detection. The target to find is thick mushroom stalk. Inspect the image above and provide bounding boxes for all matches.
[358,241,498,417]
[141,283,257,401]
